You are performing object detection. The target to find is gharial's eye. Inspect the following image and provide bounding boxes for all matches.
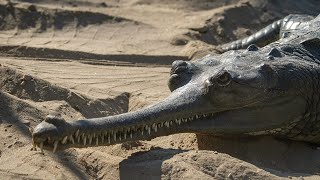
[214,71,232,86]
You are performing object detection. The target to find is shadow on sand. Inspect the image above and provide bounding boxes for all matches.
[0,92,91,179]
[119,148,186,180]
[196,134,320,178]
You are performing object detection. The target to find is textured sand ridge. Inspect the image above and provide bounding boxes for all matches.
[0,0,320,179]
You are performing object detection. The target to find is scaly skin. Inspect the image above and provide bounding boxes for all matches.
[32,14,320,152]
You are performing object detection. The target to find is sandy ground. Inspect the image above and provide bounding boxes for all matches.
[0,0,320,179]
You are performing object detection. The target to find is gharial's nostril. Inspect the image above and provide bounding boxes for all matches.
[171,60,188,75]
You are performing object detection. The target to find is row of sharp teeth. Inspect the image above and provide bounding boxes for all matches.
[33,113,211,153]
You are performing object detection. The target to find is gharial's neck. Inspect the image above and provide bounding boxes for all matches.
[275,59,320,143]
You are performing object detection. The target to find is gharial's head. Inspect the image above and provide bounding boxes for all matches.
[165,43,311,136]
[32,42,317,152]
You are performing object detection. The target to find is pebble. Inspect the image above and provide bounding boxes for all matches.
[99,2,108,7]
[21,119,31,126]
[28,5,37,12]
[245,29,252,36]
[217,16,225,24]
[170,37,189,46]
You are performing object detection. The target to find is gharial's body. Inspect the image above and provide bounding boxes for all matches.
[32,14,320,152]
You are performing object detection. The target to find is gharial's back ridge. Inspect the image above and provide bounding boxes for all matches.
[31,14,320,153]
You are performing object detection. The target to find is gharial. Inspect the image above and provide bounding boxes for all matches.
[32,14,320,152]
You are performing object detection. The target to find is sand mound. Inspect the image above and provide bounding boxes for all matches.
[0,2,132,32]
[0,66,129,119]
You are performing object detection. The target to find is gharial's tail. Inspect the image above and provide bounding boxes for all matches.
[217,19,283,52]
[217,14,315,53]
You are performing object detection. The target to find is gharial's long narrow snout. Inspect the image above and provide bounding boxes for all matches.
[32,76,213,152]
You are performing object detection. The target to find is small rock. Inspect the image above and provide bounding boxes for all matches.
[21,119,31,126]
[7,144,12,148]
[170,37,189,46]
[28,4,37,12]
[217,16,225,24]
[14,141,24,147]
[298,176,305,180]
[6,124,12,128]
[99,2,108,7]
[245,29,252,36]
